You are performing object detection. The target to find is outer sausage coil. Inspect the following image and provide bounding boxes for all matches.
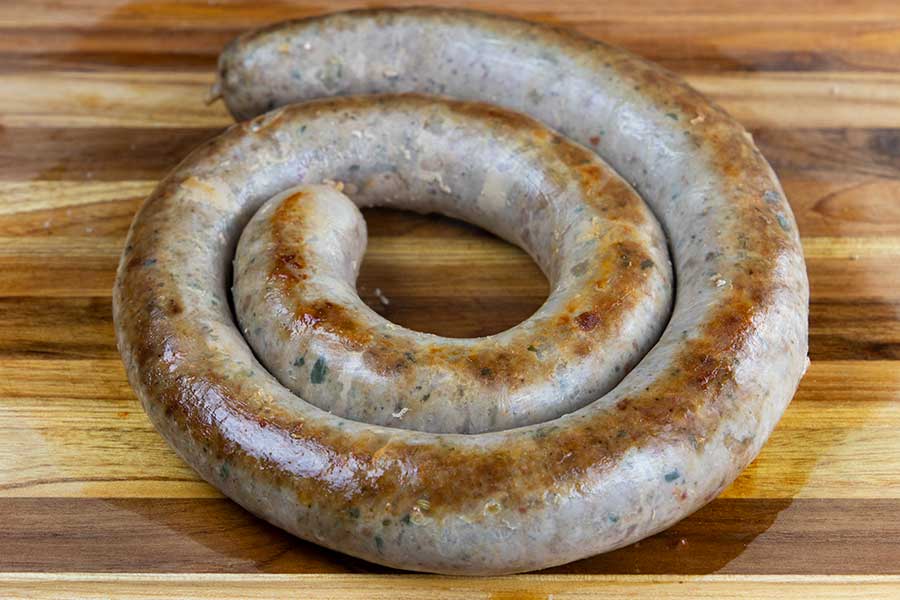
[114,8,809,574]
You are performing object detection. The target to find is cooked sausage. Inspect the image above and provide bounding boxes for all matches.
[232,102,673,434]
[113,8,809,574]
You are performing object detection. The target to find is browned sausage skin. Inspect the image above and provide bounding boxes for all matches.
[114,8,809,574]
[232,101,673,435]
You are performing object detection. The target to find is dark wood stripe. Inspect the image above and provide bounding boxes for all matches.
[0,297,116,359]
[807,256,900,303]
[754,128,900,179]
[0,497,896,574]
[0,295,897,362]
[3,242,899,307]
[1,18,899,74]
[0,294,552,357]
[546,498,900,575]
[0,197,143,238]
[2,126,898,181]
[0,28,229,73]
[355,294,549,339]
[809,300,900,361]
[3,126,900,241]
[0,127,222,181]
[0,497,370,574]
[0,253,118,298]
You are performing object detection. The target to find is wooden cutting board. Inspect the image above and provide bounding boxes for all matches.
[1,1,899,597]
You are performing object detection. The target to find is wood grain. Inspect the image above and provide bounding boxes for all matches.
[1,0,898,597]
[1,574,897,600]
[4,71,900,129]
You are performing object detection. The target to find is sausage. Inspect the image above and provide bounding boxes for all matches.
[113,8,809,574]
[232,102,673,434]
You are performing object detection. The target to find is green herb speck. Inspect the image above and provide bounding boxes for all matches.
[664,469,681,482]
[532,427,551,440]
[348,507,360,519]
[374,535,384,553]
[666,112,678,120]
[400,513,412,525]
[293,356,305,367]
[776,214,790,231]
[219,463,230,480]
[527,344,538,353]
[640,259,654,270]
[608,514,620,523]
[310,357,327,384]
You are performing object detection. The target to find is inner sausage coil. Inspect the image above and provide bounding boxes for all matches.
[114,8,809,575]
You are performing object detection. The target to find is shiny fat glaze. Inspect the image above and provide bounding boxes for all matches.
[114,9,809,575]
[232,101,672,434]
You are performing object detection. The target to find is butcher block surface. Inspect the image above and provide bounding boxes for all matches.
[1,1,899,597]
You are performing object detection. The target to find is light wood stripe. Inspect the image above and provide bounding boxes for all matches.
[2,71,900,129]
[690,72,900,128]
[801,237,900,258]
[0,573,898,599]
[0,180,900,261]
[4,0,900,28]
[2,234,900,260]
[0,360,896,499]
[0,72,225,128]
[0,181,155,216]
[3,177,900,242]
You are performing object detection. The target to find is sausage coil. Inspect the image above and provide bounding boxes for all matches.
[114,8,809,574]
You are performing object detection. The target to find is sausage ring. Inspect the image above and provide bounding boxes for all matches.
[232,102,673,434]
[113,8,809,574]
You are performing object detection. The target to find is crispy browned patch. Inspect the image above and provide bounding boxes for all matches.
[575,311,601,331]
[293,300,372,351]
[166,297,183,316]
[268,189,309,285]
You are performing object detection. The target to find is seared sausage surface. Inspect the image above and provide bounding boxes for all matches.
[114,8,809,574]
[232,99,672,434]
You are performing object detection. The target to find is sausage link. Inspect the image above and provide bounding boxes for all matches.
[114,8,809,574]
